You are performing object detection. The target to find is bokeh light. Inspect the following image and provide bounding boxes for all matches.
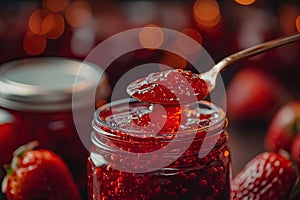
[28,9,50,35]
[176,28,202,55]
[23,31,47,55]
[139,25,164,50]
[234,0,256,6]
[43,0,69,12]
[296,15,300,33]
[193,0,221,29]
[65,1,92,27]
[42,13,65,39]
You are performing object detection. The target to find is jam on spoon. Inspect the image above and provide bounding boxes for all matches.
[127,69,209,105]
[127,33,300,104]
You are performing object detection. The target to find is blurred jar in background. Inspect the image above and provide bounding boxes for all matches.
[0,57,110,192]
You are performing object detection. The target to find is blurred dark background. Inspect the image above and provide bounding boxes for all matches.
[1,0,300,91]
[1,0,300,186]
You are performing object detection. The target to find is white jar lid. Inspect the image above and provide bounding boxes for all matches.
[0,57,110,111]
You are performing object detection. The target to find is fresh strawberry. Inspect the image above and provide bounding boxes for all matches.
[231,152,299,200]
[265,101,300,152]
[1,141,81,200]
[292,134,300,168]
[226,67,285,122]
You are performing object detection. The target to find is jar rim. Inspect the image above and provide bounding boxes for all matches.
[93,98,226,138]
[0,57,110,111]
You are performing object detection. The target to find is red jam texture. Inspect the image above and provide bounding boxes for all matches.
[88,101,230,200]
[127,69,209,104]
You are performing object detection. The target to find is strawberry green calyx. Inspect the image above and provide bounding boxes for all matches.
[1,141,39,194]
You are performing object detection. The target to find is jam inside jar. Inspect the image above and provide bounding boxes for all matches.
[88,99,231,200]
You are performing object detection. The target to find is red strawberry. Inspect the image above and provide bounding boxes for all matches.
[231,152,299,200]
[292,134,300,167]
[265,101,300,152]
[1,141,81,200]
[227,67,285,122]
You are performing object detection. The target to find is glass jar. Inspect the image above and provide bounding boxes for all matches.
[0,57,110,192]
[88,99,231,200]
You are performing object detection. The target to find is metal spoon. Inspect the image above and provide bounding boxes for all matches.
[201,33,300,92]
[127,33,300,104]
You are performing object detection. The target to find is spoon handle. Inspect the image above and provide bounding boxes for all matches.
[202,33,300,90]
[214,33,300,73]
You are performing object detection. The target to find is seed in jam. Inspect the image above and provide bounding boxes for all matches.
[88,100,231,200]
[127,69,209,105]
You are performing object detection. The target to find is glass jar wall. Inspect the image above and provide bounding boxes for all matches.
[0,57,110,195]
[88,99,231,200]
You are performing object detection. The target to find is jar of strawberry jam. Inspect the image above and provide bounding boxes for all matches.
[0,57,110,191]
[88,99,231,200]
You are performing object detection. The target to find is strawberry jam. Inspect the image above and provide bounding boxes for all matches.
[127,69,209,105]
[88,99,231,200]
